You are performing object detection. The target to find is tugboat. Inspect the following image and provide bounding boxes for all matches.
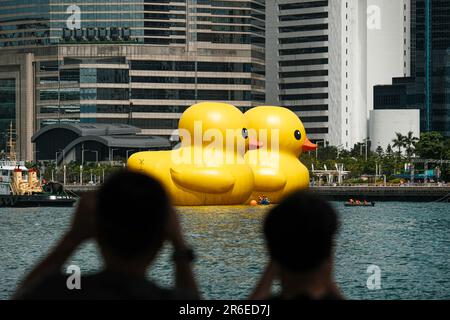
[0,123,77,208]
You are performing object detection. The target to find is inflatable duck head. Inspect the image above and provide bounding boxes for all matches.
[244,106,317,156]
[178,102,249,156]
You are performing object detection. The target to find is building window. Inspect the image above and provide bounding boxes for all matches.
[39,61,59,72]
[279,70,328,78]
[97,88,129,100]
[97,69,129,84]
[306,127,328,134]
[288,105,328,112]
[279,24,328,33]
[279,59,328,67]
[131,89,251,101]
[80,88,96,100]
[280,93,328,101]
[280,81,328,90]
[279,1,328,11]
[301,116,329,123]
[279,35,328,44]
[80,68,97,84]
[279,47,328,56]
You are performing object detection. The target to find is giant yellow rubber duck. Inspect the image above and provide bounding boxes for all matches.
[127,102,254,205]
[244,106,317,204]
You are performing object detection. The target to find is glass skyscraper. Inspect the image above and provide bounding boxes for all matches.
[375,0,450,137]
[0,0,265,160]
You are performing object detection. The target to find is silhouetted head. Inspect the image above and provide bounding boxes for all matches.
[96,170,171,266]
[264,191,339,274]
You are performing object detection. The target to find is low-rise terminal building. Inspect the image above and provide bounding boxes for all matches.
[31,123,172,165]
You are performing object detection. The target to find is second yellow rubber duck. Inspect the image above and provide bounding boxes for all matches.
[244,106,317,204]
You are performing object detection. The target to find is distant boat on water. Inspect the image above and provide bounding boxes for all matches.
[344,201,375,207]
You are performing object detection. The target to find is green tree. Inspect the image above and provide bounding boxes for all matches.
[350,142,364,158]
[375,146,384,158]
[414,132,445,159]
[317,145,338,160]
[385,144,393,156]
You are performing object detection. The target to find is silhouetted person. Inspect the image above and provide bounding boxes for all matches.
[14,170,199,300]
[250,191,343,300]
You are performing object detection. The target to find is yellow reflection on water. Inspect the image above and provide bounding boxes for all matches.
[165,205,273,299]
[176,205,274,217]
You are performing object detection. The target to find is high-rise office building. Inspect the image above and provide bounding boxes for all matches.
[266,0,410,148]
[366,0,411,112]
[266,0,367,148]
[374,0,450,137]
[0,0,266,160]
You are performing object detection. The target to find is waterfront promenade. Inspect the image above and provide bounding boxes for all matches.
[66,185,450,202]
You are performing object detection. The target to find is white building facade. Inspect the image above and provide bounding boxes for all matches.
[267,0,410,149]
[369,109,420,152]
[366,0,411,113]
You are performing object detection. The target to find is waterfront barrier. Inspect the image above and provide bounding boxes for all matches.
[66,184,450,202]
[309,186,450,202]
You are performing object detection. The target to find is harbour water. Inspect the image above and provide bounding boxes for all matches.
[0,202,449,300]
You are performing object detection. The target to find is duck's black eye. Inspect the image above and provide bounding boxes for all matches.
[242,128,249,139]
[294,130,301,140]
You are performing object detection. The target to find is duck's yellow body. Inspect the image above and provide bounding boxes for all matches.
[128,148,254,206]
[127,102,254,205]
[127,103,316,206]
[244,106,317,204]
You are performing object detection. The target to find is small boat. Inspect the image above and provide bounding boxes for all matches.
[0,123,77,208]
[0,161,77,208]
[258,197,271,205]
[344,201,375,207]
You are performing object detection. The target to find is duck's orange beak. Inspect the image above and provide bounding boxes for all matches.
[249,138,263,150]
[302,137,317,152]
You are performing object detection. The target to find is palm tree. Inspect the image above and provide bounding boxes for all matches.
[403,131,419,161]
[392,133,406,175]
[392,132,406,156]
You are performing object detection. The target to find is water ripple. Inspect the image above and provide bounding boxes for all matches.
[0,202,449,300]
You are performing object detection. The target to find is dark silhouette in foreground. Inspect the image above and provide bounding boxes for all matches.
[14,171,199,300]
[250,191,343,300]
